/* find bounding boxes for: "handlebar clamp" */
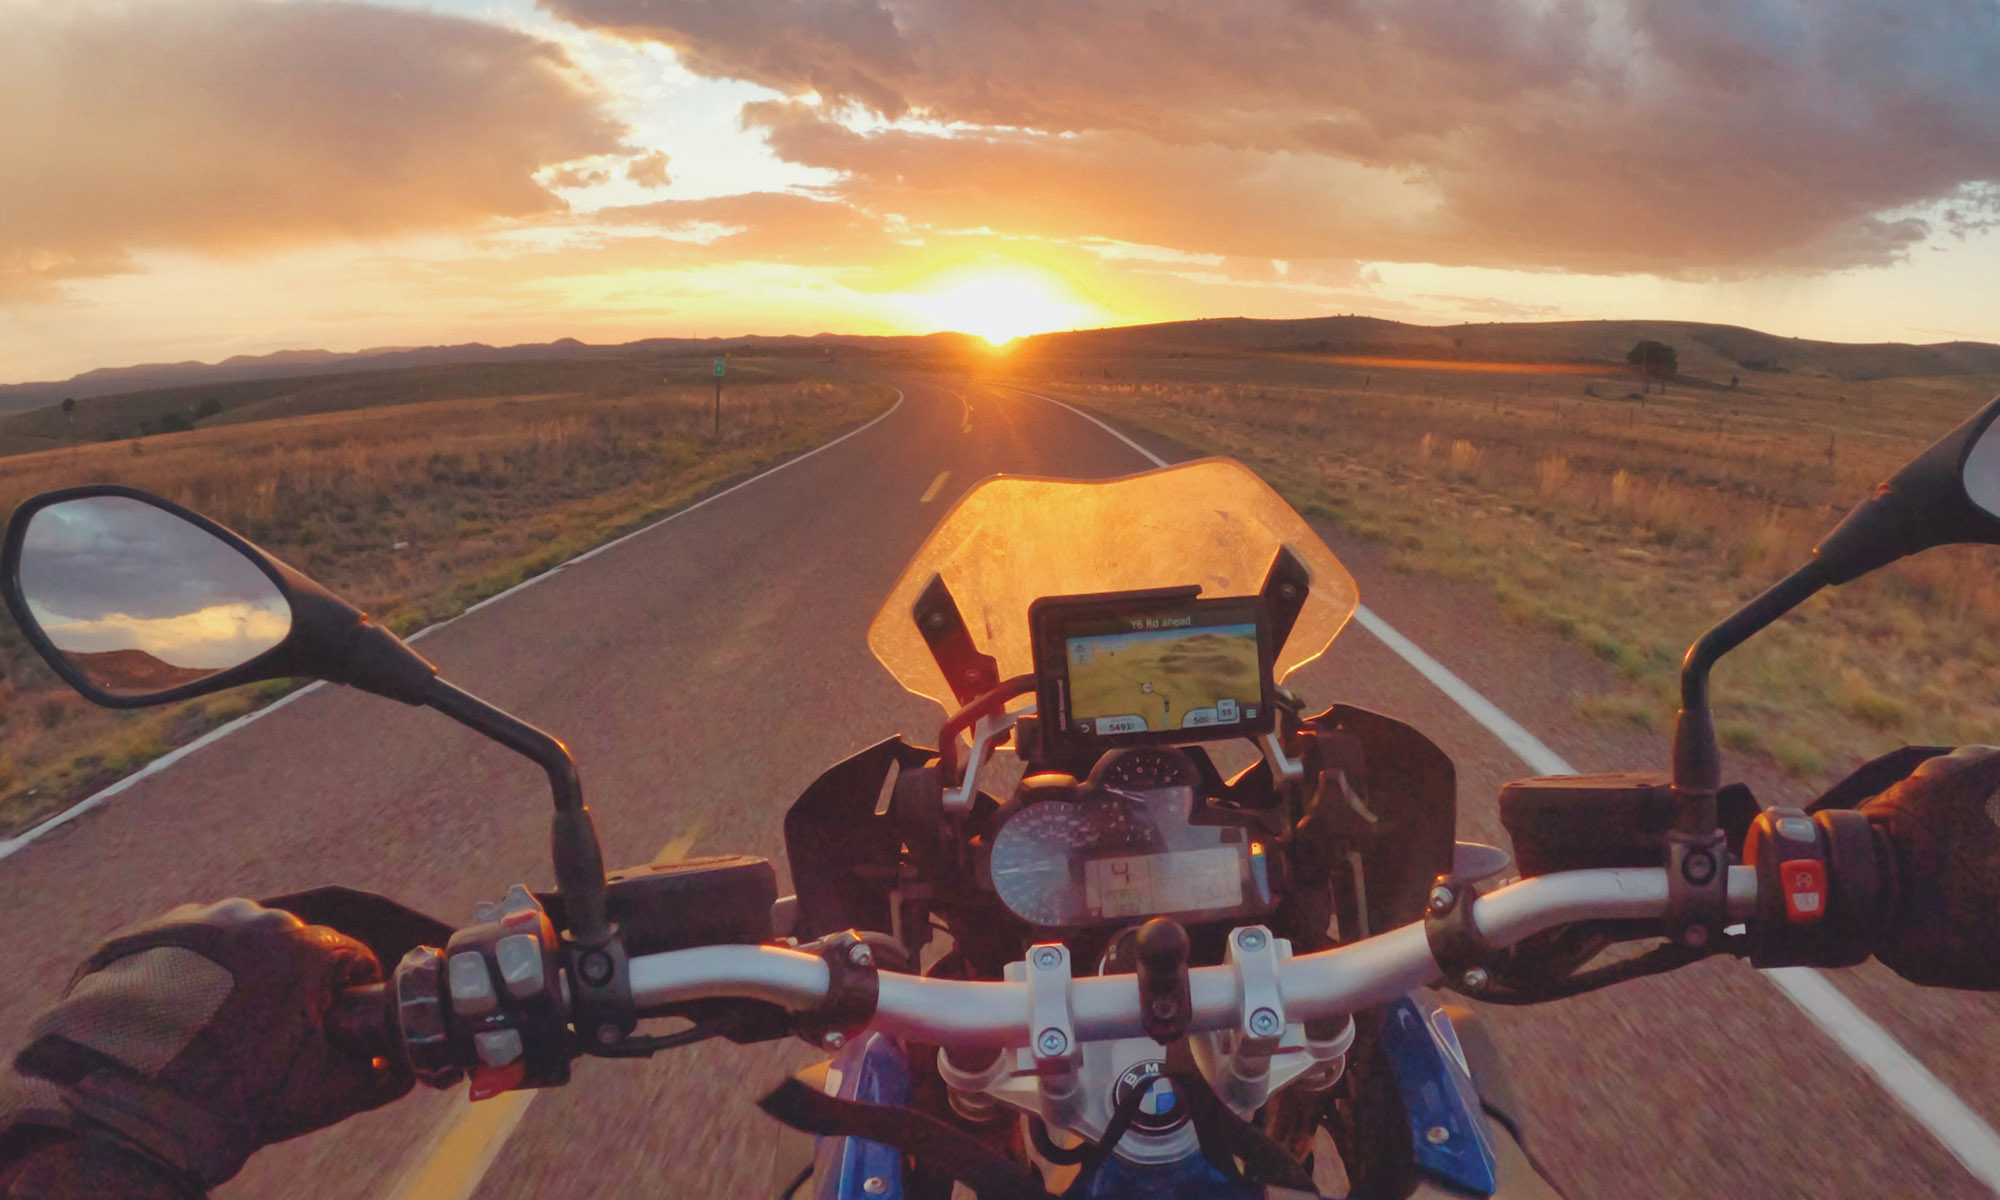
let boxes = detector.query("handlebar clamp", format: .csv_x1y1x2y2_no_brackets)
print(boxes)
1424,874,1496,991
797,930,881,1050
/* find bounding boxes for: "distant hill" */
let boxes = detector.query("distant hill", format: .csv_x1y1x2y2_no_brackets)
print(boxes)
0,332,963,415
8,315,1997,419
65,649,212,694
1013,316,2000,383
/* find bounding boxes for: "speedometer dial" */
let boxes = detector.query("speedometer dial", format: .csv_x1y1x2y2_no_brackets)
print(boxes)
989,802,1097,927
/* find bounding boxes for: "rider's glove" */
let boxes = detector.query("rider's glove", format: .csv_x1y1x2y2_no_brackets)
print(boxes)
0,899,410,1192
1858,745,2000,990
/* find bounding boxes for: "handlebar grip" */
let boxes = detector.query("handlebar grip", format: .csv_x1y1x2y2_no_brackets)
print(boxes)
328,982,395,1060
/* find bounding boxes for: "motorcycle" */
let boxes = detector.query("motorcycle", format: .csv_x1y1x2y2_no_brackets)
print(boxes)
6,393,2000,1199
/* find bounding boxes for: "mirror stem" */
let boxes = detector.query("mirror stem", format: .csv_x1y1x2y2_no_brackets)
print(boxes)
423,677,611,945
1672,560,1830,830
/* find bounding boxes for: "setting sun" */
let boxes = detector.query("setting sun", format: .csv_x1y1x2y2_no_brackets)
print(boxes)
909,268,1097,345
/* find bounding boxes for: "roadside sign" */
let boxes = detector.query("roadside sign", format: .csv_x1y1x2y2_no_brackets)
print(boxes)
713,357,726,377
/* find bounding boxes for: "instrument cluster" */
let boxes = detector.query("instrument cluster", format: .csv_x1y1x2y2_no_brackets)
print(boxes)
986,747,1277,929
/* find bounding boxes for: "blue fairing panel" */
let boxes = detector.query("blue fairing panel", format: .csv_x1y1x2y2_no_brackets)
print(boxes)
817,1033,910,1200
1380,994,1500,1196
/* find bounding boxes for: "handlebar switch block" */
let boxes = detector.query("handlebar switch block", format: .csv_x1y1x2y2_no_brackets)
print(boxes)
1743,806,1882,969
442,885,574,1098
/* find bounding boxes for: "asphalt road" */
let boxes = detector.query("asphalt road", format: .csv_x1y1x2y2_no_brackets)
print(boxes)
1,377,1997,1198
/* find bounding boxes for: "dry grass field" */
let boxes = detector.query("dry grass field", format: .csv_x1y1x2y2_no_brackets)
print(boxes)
991,345,2000,781
0,359,891,834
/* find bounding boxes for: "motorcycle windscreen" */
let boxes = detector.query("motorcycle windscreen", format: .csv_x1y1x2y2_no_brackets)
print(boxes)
869,458,1359,713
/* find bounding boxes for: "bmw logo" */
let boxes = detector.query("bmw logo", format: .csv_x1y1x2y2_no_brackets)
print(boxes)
1111,1061,1186,1133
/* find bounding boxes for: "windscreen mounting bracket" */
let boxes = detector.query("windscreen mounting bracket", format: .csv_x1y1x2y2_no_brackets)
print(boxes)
913,574,1000,706
1259,545,1313,653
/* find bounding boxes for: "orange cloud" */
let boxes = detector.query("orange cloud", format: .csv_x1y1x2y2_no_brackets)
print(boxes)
547,0,2000,277
0,0,628,300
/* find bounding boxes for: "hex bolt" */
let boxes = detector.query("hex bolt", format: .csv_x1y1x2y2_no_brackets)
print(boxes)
849,943,874,968
1427,885,1455,915
1461,967,1490,992
1682,850,1716,885
1036,1028,1069,1057
1237,928,1267,952
1032,947,1063,971
823,1031,847,1051
1683,923,1710,949
1426,1125,1451,1145
595,1024,621,1046
577,951,614,987
862,1179,888,1196
1248,1007,1282,1037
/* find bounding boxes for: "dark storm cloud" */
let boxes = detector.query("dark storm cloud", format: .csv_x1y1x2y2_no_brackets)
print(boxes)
1,0,629,300
541,0,2000,276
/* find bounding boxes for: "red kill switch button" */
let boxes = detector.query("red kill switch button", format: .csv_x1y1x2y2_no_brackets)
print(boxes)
1780,860,1827,924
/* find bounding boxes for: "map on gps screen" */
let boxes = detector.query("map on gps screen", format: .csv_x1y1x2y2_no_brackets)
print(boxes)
1067,622,1261,735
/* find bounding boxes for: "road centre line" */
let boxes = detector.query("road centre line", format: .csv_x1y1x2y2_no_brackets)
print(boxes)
0,391,906,864
1016,384,2000,1192
920,471,952,503
381,1090,537,1200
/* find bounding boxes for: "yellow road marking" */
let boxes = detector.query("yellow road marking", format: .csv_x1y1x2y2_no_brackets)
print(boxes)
655,828,700,862
920,471,951,503
383,1090,537,1200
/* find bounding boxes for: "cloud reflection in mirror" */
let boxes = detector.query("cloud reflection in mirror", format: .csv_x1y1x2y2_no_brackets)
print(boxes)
17,496,291,695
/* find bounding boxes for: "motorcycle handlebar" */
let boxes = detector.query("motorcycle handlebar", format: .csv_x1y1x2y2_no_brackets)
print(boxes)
623,865,1761,1048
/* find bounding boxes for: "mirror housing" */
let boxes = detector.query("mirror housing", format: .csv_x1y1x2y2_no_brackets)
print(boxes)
3,484,615,947
3,485,436,709
1812,394,2000,584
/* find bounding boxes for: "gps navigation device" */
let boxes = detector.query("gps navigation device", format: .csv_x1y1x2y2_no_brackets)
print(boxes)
1029,587,1277,756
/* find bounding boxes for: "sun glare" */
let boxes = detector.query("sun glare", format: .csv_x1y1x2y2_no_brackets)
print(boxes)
913,269,1091,346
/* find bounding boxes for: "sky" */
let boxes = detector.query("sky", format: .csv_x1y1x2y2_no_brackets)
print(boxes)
3,0,1999,383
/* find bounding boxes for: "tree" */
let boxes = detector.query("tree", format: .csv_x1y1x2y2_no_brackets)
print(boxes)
195,397,223,420
1626,340,1678,392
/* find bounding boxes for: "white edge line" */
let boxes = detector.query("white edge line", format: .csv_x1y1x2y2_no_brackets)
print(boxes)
0,389,906,862
1022,382,2000,1192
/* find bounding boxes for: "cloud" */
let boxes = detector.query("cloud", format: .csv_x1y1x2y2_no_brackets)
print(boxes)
626,152,673,188
545,0,2000,277
0,0,628,300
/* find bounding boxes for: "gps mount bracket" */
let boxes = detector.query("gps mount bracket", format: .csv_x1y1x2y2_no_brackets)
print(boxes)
914,574,1000,706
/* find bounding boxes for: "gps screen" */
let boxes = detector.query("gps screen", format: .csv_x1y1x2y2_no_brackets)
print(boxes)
1064,615,1263,736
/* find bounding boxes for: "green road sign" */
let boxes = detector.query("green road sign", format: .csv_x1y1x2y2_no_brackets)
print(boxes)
713,357,726,376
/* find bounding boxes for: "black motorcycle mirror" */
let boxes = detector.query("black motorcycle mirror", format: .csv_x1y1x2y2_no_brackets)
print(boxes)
0,485,611,946
1673,393,2000,837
